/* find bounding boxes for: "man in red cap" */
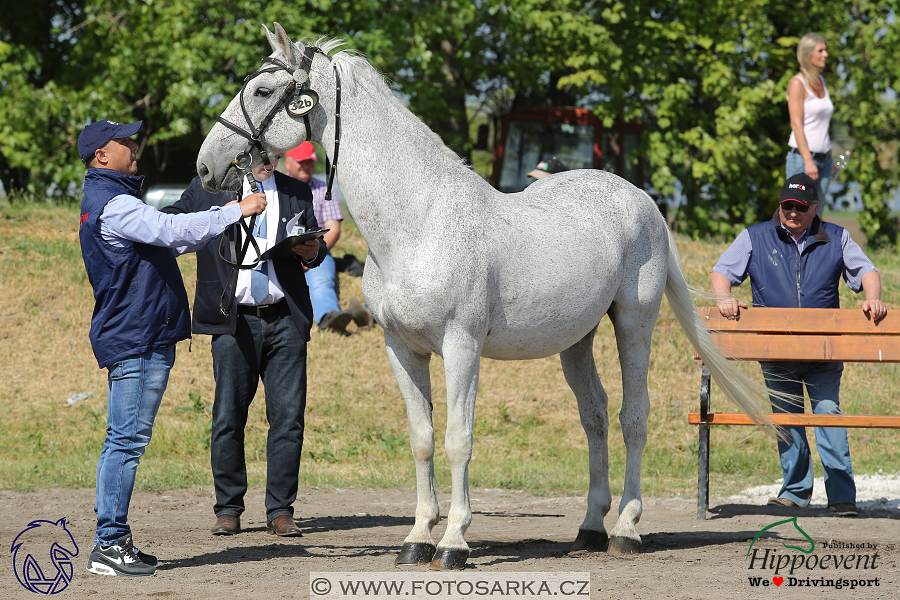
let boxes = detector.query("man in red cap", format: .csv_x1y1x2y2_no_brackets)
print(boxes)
709,172,886,518
284,142,372,331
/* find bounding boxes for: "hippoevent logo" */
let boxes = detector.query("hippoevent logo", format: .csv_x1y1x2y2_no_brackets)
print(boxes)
746,516,881,590
11,518,79,594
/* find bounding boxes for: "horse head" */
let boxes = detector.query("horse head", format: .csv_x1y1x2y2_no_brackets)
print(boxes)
197,23,336,193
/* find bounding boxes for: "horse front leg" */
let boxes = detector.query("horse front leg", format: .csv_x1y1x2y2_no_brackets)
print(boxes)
560,328,612,552
431,331,482,570
384,333,439,565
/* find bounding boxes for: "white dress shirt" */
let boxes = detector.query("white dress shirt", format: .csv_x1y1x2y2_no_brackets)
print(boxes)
234,176,286,306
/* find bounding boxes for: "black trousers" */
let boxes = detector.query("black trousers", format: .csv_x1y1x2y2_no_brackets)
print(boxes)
210,311,307,521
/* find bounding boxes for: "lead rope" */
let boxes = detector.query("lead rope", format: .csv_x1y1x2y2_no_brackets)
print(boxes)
218,174,262,316
324,67,341,201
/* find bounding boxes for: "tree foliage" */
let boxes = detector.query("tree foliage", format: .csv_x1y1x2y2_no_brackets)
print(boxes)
0,0,339,193
536,0,898,244
1,0,898,246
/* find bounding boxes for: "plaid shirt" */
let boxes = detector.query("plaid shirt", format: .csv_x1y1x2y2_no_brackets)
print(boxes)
308,177,343,224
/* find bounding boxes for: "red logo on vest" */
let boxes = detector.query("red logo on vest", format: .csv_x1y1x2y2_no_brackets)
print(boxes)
80,212,89,225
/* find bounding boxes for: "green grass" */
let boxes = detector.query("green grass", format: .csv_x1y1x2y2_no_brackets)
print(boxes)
1,195,899,499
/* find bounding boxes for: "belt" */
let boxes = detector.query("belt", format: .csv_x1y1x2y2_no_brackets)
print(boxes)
237,300,290,317
789,147,830,161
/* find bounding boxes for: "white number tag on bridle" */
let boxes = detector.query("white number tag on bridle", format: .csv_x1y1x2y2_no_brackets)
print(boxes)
287,90,319,117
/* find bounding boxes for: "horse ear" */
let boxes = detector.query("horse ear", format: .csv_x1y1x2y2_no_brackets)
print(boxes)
265,22,298,67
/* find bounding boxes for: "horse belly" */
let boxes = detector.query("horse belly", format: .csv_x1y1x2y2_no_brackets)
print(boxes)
481,326,595,360
480,289,615,360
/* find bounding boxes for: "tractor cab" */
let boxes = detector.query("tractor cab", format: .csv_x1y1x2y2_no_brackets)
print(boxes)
488,107,644,194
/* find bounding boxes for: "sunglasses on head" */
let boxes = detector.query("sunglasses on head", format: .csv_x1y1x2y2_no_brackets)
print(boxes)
781,202,812,213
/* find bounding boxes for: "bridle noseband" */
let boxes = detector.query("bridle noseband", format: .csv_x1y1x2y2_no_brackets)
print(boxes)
214,44,343,316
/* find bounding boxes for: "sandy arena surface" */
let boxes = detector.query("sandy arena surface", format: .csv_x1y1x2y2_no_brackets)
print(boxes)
2,478,898,599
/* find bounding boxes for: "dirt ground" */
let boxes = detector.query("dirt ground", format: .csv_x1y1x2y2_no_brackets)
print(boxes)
1,486,897,599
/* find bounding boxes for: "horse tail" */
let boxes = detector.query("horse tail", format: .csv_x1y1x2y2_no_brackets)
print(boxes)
662,230,784,439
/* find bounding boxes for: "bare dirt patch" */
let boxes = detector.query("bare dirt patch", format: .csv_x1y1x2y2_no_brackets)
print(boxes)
1,486,897,599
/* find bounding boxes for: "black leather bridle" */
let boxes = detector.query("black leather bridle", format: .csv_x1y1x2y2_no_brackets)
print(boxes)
215,44,341,202
214,44,343,316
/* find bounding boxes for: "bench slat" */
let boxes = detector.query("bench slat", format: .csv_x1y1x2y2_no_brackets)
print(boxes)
696,307,899,334
688,413,900,428
708,333,900,362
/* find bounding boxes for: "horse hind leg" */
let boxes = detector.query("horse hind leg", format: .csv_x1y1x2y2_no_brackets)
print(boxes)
384,333,440,565
560,327,612,552
605,300,659,555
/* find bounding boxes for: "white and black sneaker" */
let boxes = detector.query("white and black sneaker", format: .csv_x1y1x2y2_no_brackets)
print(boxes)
87,533,157,577
132,543,158,566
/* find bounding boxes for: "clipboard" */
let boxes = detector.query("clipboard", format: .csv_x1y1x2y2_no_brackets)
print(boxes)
259,229,329,261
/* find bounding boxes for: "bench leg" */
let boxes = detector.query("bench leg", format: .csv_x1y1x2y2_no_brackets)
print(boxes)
697,365,711,520
698,426,710,519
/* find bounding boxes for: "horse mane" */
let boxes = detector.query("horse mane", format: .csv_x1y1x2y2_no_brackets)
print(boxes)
299,36,469,169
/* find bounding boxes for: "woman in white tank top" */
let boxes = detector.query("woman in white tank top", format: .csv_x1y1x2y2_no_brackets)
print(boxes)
787,33,833,208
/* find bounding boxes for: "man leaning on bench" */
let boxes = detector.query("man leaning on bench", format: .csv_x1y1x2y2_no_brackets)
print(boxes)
709,173,887,518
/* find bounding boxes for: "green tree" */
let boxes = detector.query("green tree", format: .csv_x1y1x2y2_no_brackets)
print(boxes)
0,0,339,194
837,2,900,247
2,0,898,249
344,0,602,161
550,0,898,244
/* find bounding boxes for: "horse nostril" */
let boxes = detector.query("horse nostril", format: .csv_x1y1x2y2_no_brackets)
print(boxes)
198,163,210,180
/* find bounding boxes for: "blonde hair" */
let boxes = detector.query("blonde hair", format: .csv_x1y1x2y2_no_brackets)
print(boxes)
797,33,827,87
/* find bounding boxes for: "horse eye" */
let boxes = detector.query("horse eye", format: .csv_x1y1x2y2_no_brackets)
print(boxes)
255,87,272,98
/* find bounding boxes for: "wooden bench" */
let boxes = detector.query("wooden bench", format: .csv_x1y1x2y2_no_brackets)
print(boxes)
688,307,900,519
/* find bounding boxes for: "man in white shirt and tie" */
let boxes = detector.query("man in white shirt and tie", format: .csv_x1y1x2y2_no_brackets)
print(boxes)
163,158,323,538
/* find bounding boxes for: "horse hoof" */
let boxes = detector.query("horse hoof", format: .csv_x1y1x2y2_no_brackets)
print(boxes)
571,529,609,552
429,548,469,570
395,543,437,565
607,535,641,555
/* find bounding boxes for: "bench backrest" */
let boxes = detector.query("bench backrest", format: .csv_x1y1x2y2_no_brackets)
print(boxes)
695,307,900,363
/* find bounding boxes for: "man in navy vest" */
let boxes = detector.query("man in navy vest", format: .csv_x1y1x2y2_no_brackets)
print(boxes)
710,173,886,518
78,119,267,577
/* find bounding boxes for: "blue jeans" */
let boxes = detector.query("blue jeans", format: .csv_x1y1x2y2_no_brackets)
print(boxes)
210,311,307,521
305,252,340,324
95,345,175,545
786,150,832,207
761,361,855,506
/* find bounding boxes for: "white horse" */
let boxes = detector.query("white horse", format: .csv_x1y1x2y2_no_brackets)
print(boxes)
197,24,780,569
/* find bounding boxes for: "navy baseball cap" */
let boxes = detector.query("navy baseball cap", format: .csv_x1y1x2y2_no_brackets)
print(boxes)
78,120,143,164
779,173,818,206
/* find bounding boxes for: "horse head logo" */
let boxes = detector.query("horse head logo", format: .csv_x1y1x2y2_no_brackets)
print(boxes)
11,518,79,594
747,516,815,558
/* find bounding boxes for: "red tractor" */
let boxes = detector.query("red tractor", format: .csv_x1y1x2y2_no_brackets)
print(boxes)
486,107,655,214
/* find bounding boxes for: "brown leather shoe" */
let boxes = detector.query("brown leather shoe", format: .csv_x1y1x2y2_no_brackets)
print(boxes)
266,515,303,537
319,310,353,333
767,497,800,508
211,514,240,535
349,298,374,328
